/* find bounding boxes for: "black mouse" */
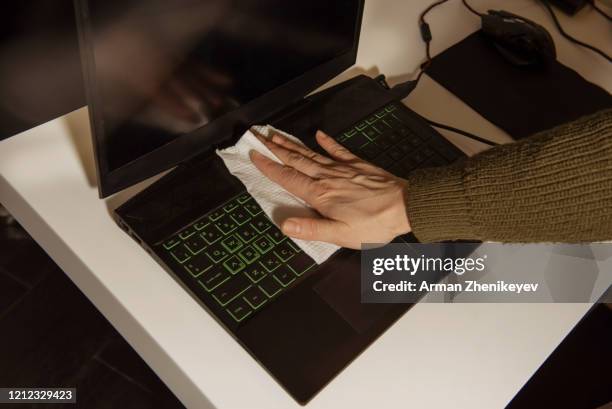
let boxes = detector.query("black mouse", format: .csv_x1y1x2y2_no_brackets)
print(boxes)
481,10,557,66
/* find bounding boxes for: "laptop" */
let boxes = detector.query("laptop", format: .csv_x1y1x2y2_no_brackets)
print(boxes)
74,0,465,403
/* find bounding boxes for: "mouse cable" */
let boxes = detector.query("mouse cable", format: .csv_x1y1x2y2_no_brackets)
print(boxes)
590,0,612,21
539,0,612,63
421,116,500,146
402,0,498,147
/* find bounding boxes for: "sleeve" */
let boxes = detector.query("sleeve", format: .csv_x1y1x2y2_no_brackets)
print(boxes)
406,109,612,243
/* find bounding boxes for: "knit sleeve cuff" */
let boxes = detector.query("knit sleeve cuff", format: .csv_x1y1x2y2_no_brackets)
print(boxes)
406,162,475,242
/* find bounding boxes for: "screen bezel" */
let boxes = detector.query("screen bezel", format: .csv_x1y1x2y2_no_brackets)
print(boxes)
74,0,365,198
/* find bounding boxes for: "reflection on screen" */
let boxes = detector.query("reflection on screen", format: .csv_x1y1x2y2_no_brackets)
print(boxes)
87,0,359,170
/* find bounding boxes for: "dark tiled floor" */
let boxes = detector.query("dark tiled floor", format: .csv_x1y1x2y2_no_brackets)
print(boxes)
0,209,184,409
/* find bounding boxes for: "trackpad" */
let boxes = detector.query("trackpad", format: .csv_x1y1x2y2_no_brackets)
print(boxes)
314,264,393,334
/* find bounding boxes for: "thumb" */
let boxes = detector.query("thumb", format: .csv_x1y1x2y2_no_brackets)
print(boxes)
281,217,347,245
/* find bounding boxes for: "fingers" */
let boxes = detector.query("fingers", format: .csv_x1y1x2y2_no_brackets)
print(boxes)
282,217,348,245
270,133,334,165
249,150,317,204
261,137,329,179
316,130,358,162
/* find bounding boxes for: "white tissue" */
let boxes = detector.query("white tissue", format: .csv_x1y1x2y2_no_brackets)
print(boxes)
216,126,340,264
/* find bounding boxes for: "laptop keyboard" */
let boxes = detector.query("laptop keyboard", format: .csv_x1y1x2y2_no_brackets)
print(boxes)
158,102,460,326
161,193,317,324
335,103,453,178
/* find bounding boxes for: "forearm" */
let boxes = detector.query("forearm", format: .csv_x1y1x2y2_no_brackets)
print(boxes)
406,109,612,243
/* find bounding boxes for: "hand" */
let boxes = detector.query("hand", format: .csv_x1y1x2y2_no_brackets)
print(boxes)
249,130,411,249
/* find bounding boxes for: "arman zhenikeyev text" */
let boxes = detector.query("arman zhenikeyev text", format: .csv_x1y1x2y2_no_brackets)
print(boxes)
373,280,539,294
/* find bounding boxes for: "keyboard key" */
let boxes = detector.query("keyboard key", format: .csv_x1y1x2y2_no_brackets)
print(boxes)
274,241,296,262
179,227,196,240
221,234,243,254
212,275,251,306
260,253,282,272
227,298,252,322
421,146,435,158
413,150,427,164
216,215,238,235
266,227,286,244
162,237,181,250
273,266,296,287
343,132,369,151
253,236,274,254
385,104,397,112
237,224,257,243
238,246,259,264
397,140,413,154
243,286,268,309
170,246,191,264
184,235,207,255
184,253,213,278
209,209,225,221
345,128,357,137
223,200,239,213
244,264,268,283
236,193,251,204
206,242,229,263
223,255,246,275
376,134,393,149
388,149,404,162
383,116,403,129
375,109,387,118
287,253,316,276
198,268,231,291
360,143,381,160
373,153,394,169
259,276,282,297
365,115,378,124
230,208,251,226
244,201,262,216
389,164,406,178
201,224,223,244
363,127,378,141
287,240,301,253
355,121,367,130
388,132,403,144
372,123,387,134
251,214,272,234
194,220,209,230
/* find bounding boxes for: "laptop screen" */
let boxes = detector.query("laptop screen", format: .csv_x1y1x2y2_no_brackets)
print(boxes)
82,0,361,174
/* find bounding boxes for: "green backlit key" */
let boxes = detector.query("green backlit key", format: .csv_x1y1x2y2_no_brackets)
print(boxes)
230,208,251,226
251,215,272,234
274,242,296,262
244,264,267,283
273,266,296,287
184,235,207,255
184,253,213,278
238,246,259,264
216,215,238,235
206,242,229,263
244,201,262,216
209,209,225,221
163,237,180,250
227,298,252,322
212,275,251,306
223,200,239,213
201,224,223,244
221,234,243,254
253,236,273,254
237,193,251,204
223,255,246,275
170,246,191,264
260,253,282,273
198,268,230,292
242,286,267,309
237,224,257,243
266,228,285,244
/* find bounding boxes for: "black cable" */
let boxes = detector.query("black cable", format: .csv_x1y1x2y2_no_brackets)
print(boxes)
423,117,500,146
461,0,483,17
591,0,612,21
540,0,612,63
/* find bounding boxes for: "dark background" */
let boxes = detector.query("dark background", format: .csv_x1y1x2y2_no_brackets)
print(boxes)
0,1,84,140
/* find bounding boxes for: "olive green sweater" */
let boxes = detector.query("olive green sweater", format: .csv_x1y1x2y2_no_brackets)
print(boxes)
407,109,612,243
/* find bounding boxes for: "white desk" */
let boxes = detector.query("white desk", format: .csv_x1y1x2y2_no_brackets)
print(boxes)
1,1,610,408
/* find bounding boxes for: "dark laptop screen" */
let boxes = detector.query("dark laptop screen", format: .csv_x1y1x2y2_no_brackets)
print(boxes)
85,0,360,171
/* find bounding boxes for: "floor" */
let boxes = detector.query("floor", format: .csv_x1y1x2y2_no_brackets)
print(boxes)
0,205,610,409
0,208,184,409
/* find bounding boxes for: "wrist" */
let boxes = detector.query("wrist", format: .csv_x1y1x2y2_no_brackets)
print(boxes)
392,179,411,236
